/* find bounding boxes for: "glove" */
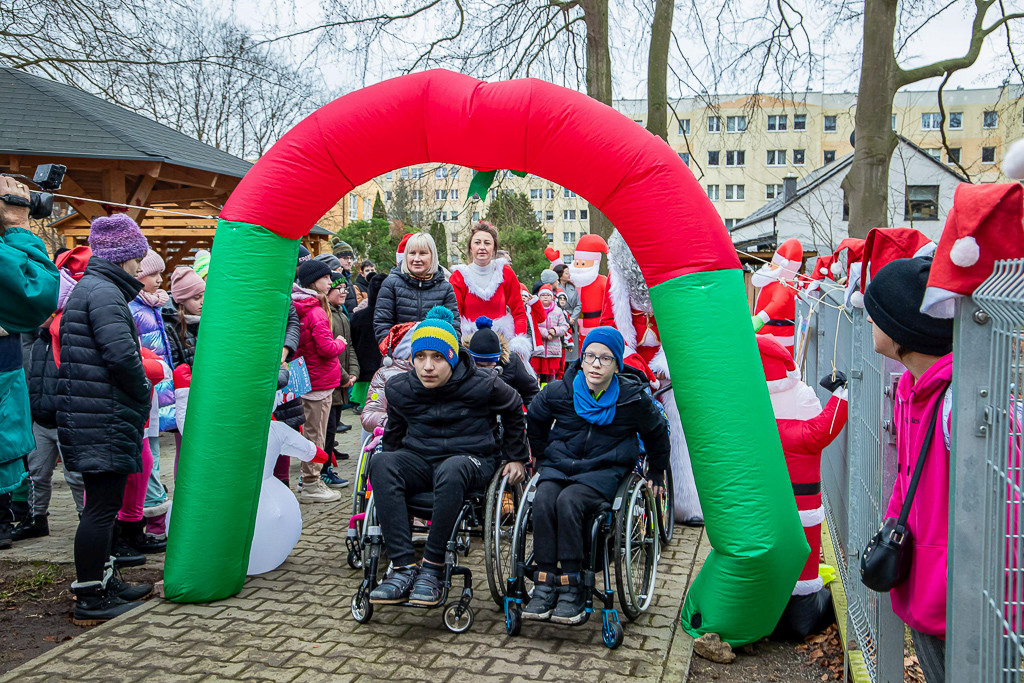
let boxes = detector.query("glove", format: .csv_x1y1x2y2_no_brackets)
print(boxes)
366,426,385,451
751,315,765,332
312,446,329,464
277,365,290,390
819,370,848,393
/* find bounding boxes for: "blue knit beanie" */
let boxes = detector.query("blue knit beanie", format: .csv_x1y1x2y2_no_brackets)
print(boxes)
411,306,460,368
580,326,625,370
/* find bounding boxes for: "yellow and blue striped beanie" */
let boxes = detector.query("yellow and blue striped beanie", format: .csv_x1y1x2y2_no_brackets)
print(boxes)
410,306,460,368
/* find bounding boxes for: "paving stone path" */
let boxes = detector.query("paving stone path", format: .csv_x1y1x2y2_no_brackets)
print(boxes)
3,425,701,681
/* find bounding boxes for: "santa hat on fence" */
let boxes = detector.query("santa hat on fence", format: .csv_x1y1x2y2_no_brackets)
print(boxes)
396,232,416,265
573,233,608,262
545,247,563,267
849,227,935,308
830,238,865,280
804,254,837,293
757,335,801,394
921,182,1024,318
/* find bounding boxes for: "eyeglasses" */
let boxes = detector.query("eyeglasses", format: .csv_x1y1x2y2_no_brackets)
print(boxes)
581,351,616,367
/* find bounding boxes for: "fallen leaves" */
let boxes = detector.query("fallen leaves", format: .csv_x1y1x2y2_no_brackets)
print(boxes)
798,624,844,680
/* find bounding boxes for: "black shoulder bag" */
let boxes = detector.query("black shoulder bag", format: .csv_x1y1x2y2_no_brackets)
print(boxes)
860,383,949,592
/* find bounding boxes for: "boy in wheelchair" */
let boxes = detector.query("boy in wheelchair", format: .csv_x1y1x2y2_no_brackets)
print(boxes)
524,326,669,624
368,307,528,606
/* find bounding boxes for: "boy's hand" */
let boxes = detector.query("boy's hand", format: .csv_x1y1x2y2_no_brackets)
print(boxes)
502,461,526,485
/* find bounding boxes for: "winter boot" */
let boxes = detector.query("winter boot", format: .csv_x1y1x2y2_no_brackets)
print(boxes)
120,519,166,553
523,571,559,621
71,571,143,626
142,500,170,541
551,572,587,625
369,564,418,604
0,522,12,550
110,522,146,568
104,558,152,602
12,515,49,541
408,563,446,606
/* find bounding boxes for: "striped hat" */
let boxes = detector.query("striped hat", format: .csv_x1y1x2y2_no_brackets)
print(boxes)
410,306,460,368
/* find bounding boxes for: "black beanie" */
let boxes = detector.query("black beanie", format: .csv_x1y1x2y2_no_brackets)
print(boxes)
467,316,502,362
297,259,332,288
863,257,953,357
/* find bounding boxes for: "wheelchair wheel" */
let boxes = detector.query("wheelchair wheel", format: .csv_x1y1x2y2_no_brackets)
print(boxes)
509,474,539,601
351,442,373,516
614,476,659,621
351,589,373,623
346,548,363,570
505,604,522,636
484,471,524,608
603,619,624,649
443,601,474,633
657,462,675,544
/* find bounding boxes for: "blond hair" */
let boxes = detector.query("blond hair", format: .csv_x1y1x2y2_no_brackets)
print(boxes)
400,232,439,276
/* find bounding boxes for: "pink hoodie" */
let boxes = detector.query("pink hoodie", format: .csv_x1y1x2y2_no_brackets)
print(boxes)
884,353,952,637
292,286,344,392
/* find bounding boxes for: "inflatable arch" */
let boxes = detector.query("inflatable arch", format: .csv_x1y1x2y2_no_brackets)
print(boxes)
165,70,808,645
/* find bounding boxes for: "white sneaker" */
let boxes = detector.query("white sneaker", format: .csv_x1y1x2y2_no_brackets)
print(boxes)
298,478,342,503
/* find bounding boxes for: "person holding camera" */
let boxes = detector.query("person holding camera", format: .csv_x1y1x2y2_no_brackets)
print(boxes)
0,177,60,549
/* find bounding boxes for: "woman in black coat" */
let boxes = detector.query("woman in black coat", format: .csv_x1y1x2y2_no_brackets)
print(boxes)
373,232,458,343
56,215,153,624
350,272,387,411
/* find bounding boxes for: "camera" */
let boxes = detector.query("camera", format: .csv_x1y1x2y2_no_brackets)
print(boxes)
1,163,67,220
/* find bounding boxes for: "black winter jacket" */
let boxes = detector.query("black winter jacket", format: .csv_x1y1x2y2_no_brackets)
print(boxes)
57,258,149,474
373,266,458,343
383,349,528,464
497,353,540,408
162,305,200,368
351,273,386,383
22,327,59,429
527,363,670,499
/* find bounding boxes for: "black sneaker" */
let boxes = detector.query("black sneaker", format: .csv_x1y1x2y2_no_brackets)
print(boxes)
106,565,153,602
523,579,558,621
408,567,445,606
369,565,417,604
111,524,146,568
551,583,587,625
337,423,352,434
71,580,142,626
12,515,49,541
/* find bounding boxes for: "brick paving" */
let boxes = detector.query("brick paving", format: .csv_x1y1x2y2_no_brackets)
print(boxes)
2,422,702,682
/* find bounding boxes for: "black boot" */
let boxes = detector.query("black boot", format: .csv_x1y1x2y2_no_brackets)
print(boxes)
0,522,12,550
110,521,146,568
119,519,166,554
12,515,49,541
104,559,152,602
71,573,143,626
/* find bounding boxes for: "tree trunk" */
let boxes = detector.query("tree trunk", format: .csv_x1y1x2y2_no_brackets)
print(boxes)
579,0,615,255
646,0,673,142
844,0,900,239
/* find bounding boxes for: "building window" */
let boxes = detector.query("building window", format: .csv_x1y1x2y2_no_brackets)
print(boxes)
724,218,736,229
824,115,837,132
707,150,720,167
982,146,996,164
450,167,460,178
924,148,941,160
892,113,897,130
530,189,542,200
564,188,577,198
947,147,961,164
767,115,787,131
545,188,555,200
400,168,409,179
472,211,480,221
563,209,577,220
411,189,423,201
580,209,588,220
725,184,745,201
385,171,393,180
765,184,784,200
385,190,393,201
547,233,554,243
349,194,358,219
842,191,850,221
411,167,423,179
766,149,786,166
449,211,458,221
435,167,448,178
726,115,747,133
793,114,806,131
490,190,497,201
792,149,805,165
725,150,745,167
983,111,999,129
450,189,458,201
905,185,939,221
706,184,719,201
948,112,963,130
563,232,576,242
708,116,722,133
435,211,446,222
921,113,942,130
435,189,448,201
678,119,691,136
545,211,554,222
823,150,836,164
678,152,691,166
534,210,543,223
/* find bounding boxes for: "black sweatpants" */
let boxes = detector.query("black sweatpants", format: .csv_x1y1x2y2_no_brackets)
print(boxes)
74,472,127,583
324,403,343,457
368,450,495,566
532,479,608,574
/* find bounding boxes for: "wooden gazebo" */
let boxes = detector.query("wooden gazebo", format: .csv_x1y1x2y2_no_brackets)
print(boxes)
0,67,331,266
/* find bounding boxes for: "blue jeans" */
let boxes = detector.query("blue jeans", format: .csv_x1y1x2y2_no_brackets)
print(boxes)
144,435,168,508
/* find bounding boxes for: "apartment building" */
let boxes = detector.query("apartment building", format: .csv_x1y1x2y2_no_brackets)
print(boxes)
370,85,1022,265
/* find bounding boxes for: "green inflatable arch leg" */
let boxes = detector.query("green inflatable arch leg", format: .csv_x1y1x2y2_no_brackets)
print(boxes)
164,221,299,602
651,270,809,645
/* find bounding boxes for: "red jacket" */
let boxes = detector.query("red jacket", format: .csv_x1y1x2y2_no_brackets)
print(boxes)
292,288,343,392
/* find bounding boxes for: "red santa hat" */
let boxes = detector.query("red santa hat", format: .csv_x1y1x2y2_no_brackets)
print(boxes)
544,247,563,267
396,232,416,265
538,283,554,294
803,254,836,293
849,227,935,308
757,335,801,394
830,238,865,278
573,233,608,262
921,182,1024,318
772,238,804,272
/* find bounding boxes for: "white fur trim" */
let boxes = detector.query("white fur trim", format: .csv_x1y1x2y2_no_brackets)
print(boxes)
658,389,703,521
508,335,537,377
143,500,171,518
756,310,771,323
913,242,937,259
920,285,958,319
834,386,848,402
573,250,603,261
765,367,801,394
849,290,864,308
799,506,825,527
462,312,516,343
830,262,843,277
844,261,863,308
649,348,670,378
769,382,823,421
950,236,980,268
1003,138,1024,180
451,259,510,300
174,388,189,433
792,576,824,596
771,252,800,274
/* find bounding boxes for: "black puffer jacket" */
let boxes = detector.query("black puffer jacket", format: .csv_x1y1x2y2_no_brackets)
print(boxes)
22,327,59,429
373,265,458,342
162,305,200,368
352,273,386,383
57,258,150,474
527,363,669,499
383,349,528,464
497,352,540,408
273,301,305,429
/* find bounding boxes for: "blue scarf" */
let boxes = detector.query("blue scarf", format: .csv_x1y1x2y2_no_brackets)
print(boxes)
573,372,619,426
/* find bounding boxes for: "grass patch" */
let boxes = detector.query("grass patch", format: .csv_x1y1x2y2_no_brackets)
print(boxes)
0,562,63,603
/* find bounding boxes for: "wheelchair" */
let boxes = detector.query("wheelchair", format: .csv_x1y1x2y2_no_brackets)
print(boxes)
349,463,525,633
345,432,380,570
501,470,660,649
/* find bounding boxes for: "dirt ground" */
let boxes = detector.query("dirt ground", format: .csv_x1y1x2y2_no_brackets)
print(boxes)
0,560,162,675
688,624,845,683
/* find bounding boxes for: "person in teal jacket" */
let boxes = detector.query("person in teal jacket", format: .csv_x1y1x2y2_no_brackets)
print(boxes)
0,177,60,549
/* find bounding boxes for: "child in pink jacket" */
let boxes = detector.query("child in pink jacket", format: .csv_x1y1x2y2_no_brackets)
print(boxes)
863,257,954,683
530,284,568,384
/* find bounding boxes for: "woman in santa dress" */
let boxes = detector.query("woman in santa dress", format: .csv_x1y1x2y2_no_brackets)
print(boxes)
449,222,533,361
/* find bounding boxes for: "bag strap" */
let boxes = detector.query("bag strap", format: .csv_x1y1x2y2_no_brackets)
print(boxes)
894,381,951,534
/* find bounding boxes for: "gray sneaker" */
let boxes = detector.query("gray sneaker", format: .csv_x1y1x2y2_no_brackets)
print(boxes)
551,583,587,625
523,582,559,621
369,565,417,604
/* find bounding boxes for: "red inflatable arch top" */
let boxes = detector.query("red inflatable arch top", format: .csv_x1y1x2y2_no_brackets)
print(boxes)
221,69,738,285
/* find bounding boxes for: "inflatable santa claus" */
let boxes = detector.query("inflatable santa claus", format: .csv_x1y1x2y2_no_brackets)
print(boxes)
757,335,848,638
599,231,702,524
751,238,804,355
568,233,609,344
